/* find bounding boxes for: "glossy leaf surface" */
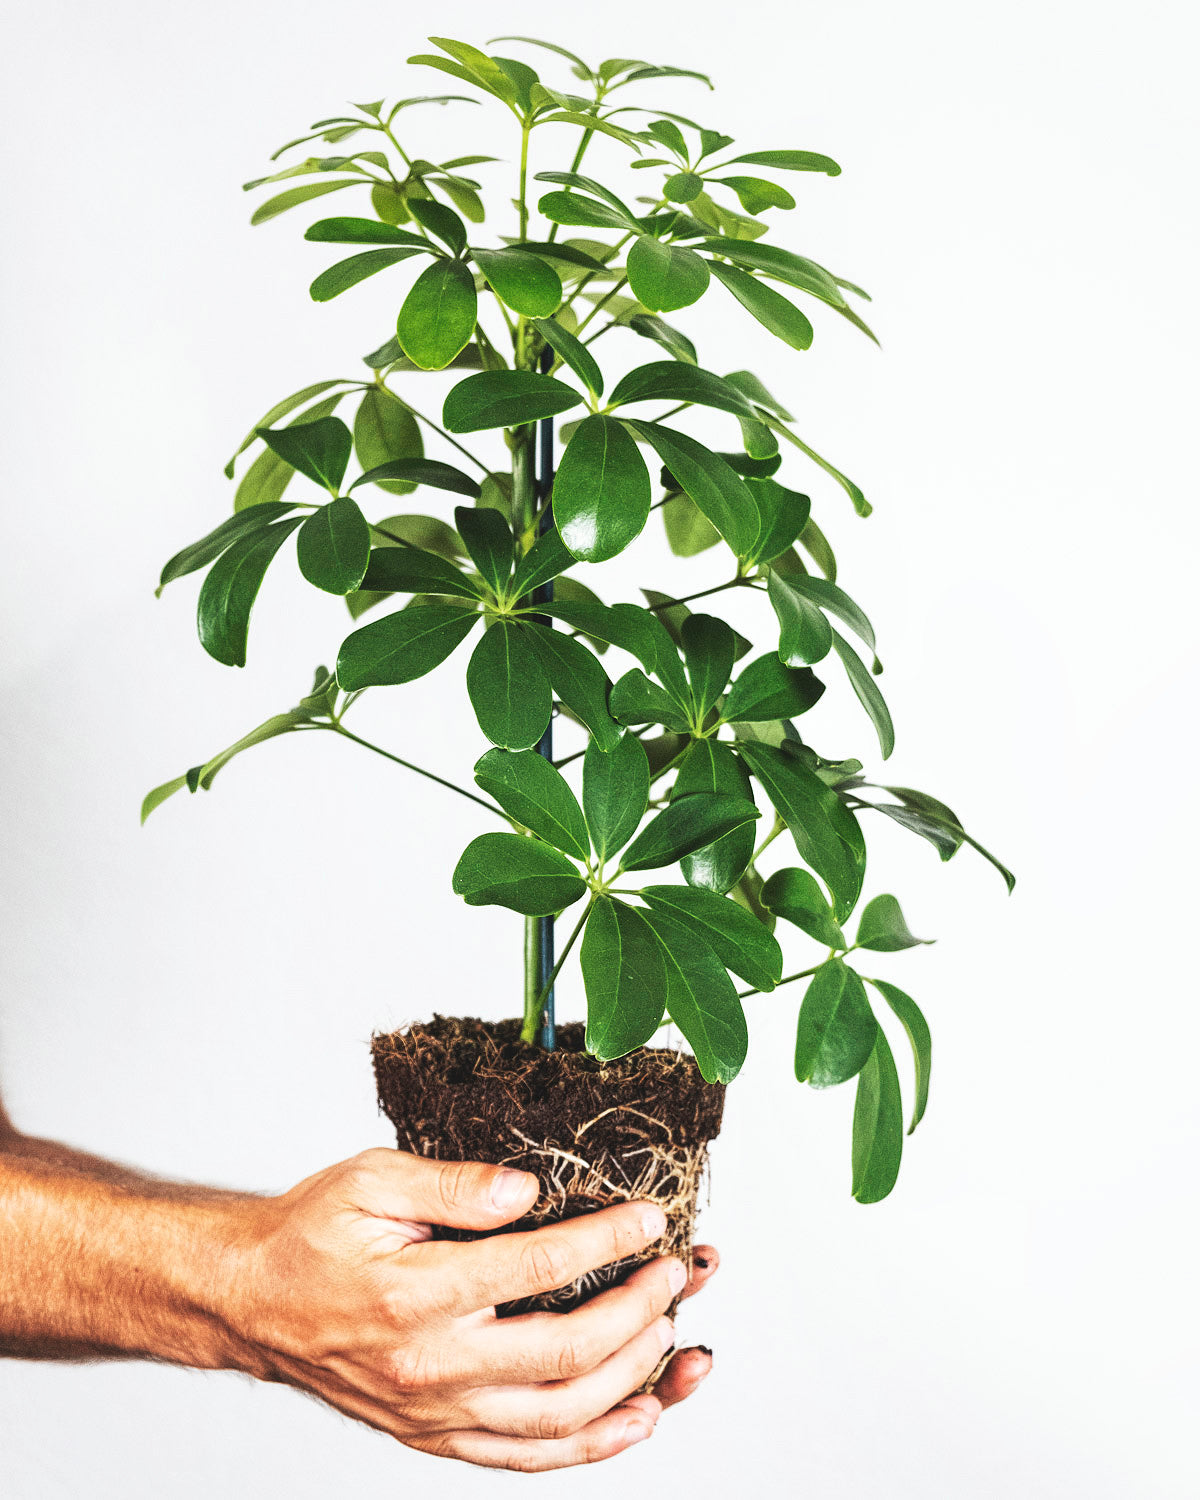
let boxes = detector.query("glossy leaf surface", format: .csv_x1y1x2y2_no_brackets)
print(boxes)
643,907,748,1083
582,897,667,1060
795,958,877,1088
868,978,931,1133
641,885,782,991
582,733,649,860
453,833,587,915
443,371,583,432
473,749,589,860
852,1029,904,1203
396,259,478,370
553,415,651,562
621,793,760,873
297,497,371,594
466,621,551,750
337,602,478,688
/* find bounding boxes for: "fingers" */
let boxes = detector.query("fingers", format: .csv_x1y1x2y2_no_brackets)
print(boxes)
680,1243,719,1301
473,1255,685,1383
466,1314,675,1439
438,1200,668,1314
338,1149,539,1230
411,1407,656,1472
652,1345,713,1410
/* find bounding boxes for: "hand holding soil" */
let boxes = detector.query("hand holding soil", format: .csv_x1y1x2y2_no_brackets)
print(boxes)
229,1148,716,1470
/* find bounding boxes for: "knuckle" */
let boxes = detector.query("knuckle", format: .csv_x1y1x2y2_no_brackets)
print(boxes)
523,1236,572,1293
536,1400,584,1442
552,1332,590,1382
385,1340,440,1396
434,1158,477,1214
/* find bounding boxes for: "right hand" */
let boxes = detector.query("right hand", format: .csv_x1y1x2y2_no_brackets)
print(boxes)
223,1147,711,1471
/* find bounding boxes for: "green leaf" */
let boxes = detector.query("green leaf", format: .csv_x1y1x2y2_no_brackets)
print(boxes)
396,259,478,370
509,525,573,598
852,1029,904,1203
760,867,847,950
768,569,833,666
855,894,931,953
370,513,465,558
140,774,189,824
872,787,1015,892
640,908,748,1083
796,958,877,1088
681,613,736,719
627,422,755,556
473,248,563,317
710,262,813,350
582,897,667,1061
714,175,796,214
454,504,513,596
628,313,697,364
583,733,649,860
702,239,846,306
662,492,720,556
523,623,620,751
641,885,782,991
673,739,756,895
771,426,871,518
408,196,467,254
336,602,479,689
361,546,481,599
722,652,824,724
224,381,348,476
531,317,603,396
609,360,757,419
621,793,760,873
724,368,793,420
439,179,485,224
626,236,710,312
745,478,812,565
831,628,895,759
353,388,423,495
534,169,639,222
305,216,429,245
197,517,304,667
257,416,352,494
453,832,587,916
473,749,589,859
250,178,362,225
158,502,296,592
351,458,480,498
665,171,703,203
737,742,866,921
553,414,651,563
786,575,878,662
610,669,692,733
466,621,551,750
728,149,841,175
537,190,633,232
538,598,658,671
297,497,371,594
442,370,583,432
310,247,423,302
867,979,931,1133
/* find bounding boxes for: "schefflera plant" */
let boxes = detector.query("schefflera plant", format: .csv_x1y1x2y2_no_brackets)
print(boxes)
145,35,1012,1202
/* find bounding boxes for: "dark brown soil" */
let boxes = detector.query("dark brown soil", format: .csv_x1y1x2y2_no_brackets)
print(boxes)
372,1016,726,1315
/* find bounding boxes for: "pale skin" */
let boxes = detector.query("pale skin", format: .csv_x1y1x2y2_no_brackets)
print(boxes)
0,1101,717,1471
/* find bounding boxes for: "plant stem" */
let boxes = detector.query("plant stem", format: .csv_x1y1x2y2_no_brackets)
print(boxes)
395,400,491,475
647,577,753,613
751,816,786,865
737,963,821,1000
518,121,531,241
573,276,629,339
522,898,592,1044
328,725,505,819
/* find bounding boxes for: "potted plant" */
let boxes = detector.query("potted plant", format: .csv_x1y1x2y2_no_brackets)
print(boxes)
144,34,1012,1311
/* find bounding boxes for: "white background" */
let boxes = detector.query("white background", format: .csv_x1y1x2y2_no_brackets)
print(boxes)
2,1,1197,1494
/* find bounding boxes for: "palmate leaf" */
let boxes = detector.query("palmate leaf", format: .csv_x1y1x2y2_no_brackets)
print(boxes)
582,897,667,1061
443,371,583,432
855,894,932,952
866,978,931,1134
296,497,371,595
473,248,563,316
197,516,305,667
350,458,480,498
361,545,481,599
158,502,297,594
224,381,350,477
397,260,478,370
582,734,649,862
466,620,551,751
553,415,651,563
455,505,513,596
336,602,479,689
310,247,425,302
626,236,710,312
768,570,833,666
473,749,589,859
710,262,813,350
531,317,604,397
681,613,736,720
672,740,757,895
761,867,847,950
852,1028,904,1203
453,833,587,916
352,388,423,496
721,652,824,725
257,416,352,494
523,623,621,751
620,793,760,873
641,885,782,991
640,907,748,1083
626,422,756,557
795,958,877,1089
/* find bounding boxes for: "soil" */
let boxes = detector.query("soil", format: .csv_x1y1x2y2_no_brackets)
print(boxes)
372,1016,726,1316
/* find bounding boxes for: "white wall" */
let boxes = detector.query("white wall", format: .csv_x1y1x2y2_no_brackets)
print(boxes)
2,1,1197,1494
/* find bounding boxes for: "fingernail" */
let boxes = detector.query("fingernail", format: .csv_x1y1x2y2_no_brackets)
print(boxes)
657,1318,676,1353
641,1206,667,1239
624,1420,652,1446
694,1254,709,1269
667,1260,687,1294
698,1344,713,1358
490,1169,531,1210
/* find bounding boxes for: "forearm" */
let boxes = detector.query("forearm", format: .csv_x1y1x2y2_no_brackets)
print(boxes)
0,1141,258,1368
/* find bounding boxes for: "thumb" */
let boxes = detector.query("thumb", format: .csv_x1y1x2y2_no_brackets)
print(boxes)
343,1148,539,1230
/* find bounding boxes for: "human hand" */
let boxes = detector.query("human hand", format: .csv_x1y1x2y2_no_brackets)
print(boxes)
224,1148,716,1471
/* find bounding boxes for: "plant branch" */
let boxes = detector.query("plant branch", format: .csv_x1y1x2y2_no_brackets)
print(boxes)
329,725,506,819
394,399,491,475
647,577,755,613
522,897,593,1043
738,963,821,999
